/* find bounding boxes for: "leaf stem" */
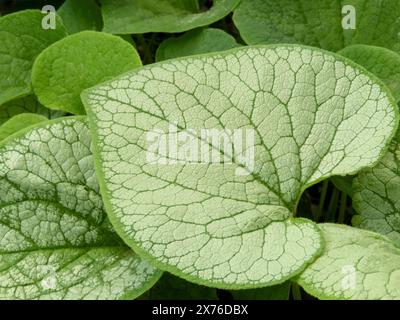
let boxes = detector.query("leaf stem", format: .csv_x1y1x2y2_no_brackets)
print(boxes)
291,283,302,300
326,187,339,222
337,192,347,224
315,180,329,221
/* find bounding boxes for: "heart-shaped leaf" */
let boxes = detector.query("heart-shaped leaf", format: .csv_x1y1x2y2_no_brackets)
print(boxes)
82,45,398,288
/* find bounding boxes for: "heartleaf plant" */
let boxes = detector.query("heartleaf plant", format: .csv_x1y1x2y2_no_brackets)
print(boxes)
4,1,400,300
83,45,398,289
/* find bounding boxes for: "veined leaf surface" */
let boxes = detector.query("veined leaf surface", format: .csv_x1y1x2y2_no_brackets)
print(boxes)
83,45,398,288
0,117,161,299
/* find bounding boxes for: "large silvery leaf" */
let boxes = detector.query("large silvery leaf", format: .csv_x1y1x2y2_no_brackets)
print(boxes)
0,10,67,105
0,117,161,299
100,0,240,34
297,224,400,300
32,31,142,115
0,96,64,126
82,45,398,288
233,0,400,53
339,45,400,102
156,28,240,61
352,130,400,245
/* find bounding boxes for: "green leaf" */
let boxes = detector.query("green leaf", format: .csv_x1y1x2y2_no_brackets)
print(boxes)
58,0,103,34
297,224,400,300
231,282,290,300
331,176,353,197
32,31,142,115
0,10,67,106
82,45,398,289
0,95,64,126
0,117,161,299
233,0,400,53
0,113,47,141
156,28,240,61
143,273,218,300
339,45,400,102
100,0,240,34
353,129,400,245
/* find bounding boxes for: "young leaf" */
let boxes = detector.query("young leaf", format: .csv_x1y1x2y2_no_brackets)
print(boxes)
82,45,398,289
233,0,400,53
0,95,64,126
156,28,240,61
58,0,103,34
0,117,161,299
339,45,400,101
352,130,400,245
0,113,47,141
297,224,400,300
100,0,240,34
32,31,142,115
231,282,290,300
0,10,67,106
143,273,218,300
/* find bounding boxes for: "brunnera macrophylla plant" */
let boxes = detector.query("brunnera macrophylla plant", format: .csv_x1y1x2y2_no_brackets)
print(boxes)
81,45,399,297
1,0,400,300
